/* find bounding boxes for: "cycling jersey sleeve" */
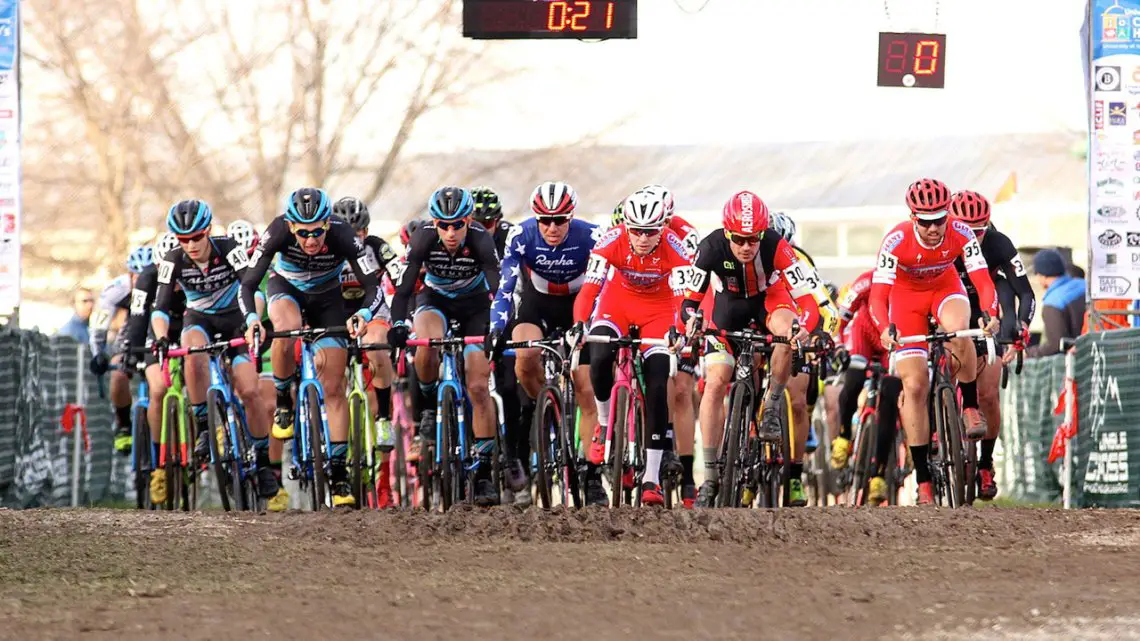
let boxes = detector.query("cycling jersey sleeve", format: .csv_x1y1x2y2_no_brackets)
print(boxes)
240,217,286,322
680,235,719,319
573,236,616,323
772,239,821,333
151,250,179,339
334,230,383,322
869,229,903,332
663,230,695,326
791,246,838,335
391,231,430,323
953,222,998,317
993,232,1036,330
838,271,873,334
490,224,525,333
125,267,157,351
89,277,129,355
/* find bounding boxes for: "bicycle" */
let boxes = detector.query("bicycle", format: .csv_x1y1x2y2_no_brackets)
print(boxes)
260,326,346,511
888,324,994,507
406,322,484,511
169,335,261,512
843,361,898,507
502,334,583,509
346,336,391,509
155,346,199,511
389,349,422,508
575,326,679,507
961,332,1025,504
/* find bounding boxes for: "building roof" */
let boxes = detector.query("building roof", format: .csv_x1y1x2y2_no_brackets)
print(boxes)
370,132,1087,220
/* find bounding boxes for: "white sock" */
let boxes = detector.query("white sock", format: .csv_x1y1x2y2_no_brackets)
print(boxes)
645,449,663,485
596,399,611,431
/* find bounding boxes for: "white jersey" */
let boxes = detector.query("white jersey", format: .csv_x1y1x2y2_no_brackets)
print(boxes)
90,274,132,354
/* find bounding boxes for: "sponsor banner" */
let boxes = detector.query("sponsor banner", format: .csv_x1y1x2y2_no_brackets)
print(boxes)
0,1,17,313
1091,0,1140,299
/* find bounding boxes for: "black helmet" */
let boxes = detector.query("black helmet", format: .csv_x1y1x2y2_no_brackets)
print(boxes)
333,196,370,232
470,186,502,224
285,187,331,224
400,219,426,246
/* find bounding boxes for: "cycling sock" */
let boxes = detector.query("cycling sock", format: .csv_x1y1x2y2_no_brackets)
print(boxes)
765,381,786,407
789,462,803,481
418,380,437,401
270,457,283,482
980,438,996,469
254,440,271,466
644,448,663,485
910,444,931,483
274,376,293,409
837,367,865,440
680,455,695,485
475,438,495,478
703,447,719,478
192,403,208,434
661,427,675,454
375,387,391,419
328,441,348,461
596,399,611,430
115,405,131,432
959,380,978,410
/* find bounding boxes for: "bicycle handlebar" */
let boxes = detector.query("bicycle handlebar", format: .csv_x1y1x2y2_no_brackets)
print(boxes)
406,336,484,348
166,337,248,358
889,326,996,367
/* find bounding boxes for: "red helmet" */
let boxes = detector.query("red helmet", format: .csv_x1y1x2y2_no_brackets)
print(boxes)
722,191,769,235
905,178,952,218
948,190,991,227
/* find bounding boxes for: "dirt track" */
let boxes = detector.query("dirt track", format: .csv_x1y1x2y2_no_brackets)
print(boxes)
1,507,1139,641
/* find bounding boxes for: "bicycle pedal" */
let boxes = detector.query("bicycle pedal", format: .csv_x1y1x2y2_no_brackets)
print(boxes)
287,467,301,481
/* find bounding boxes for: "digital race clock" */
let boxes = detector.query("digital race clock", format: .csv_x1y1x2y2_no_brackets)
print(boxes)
876,32,947,89
463,0,638,40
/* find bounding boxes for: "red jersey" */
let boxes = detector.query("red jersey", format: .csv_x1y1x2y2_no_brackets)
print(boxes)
668,214,700,259
837,269,873,335
573,225,693,323
869,220,997,331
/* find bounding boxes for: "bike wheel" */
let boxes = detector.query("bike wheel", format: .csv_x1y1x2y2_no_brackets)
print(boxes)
936,386,967,508
206,391,235,511
560,400,582,508
230,408,259,512
305,386,328,510
393,420,408,508
133,405,153,510
164,400,183,512
609,387,629,507
532,388,559,509
964,439,978,506
439,387,461,511
717,384,751,509
349,394,367,509
847,414,876,507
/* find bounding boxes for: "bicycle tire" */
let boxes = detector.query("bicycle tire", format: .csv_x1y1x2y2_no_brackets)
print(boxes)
349,393,367,509
847,413,876,507
936,386,967,508
532,387,559,509
418,441,433,512
439,387,459,511
964,437,978,506
230,406,258,512
164,399,182,511
393,420,408,508
305,386,328,510
632,391,647,507
609,386,630,507
885,430,901,506
206,391,235,511
717,384,751,509
183,402,198,511
133,404,152,510
562,401,582,508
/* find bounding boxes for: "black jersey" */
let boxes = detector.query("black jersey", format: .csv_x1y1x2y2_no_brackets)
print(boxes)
953,225,1036,338
390,222,501,321
680,229,814,317
154,236,248,321
128,263,186,348
340,235,399,304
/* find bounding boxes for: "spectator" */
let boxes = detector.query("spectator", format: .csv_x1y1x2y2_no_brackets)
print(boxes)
1068,264,1085,279
56,287,95,344
1029,249,1086,357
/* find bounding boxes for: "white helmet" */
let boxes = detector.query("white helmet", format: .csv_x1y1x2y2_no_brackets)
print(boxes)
153,232,179,258
769,211,797,243
622,189,669,230
530,181,578,217
639,184,675,221
227,220,258,253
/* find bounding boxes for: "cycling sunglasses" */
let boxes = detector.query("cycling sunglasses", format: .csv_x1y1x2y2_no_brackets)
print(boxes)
627,226,662,237
536,215,571,227
971,225,989,236
436,219,467,231
725,230,761,246
914,216,948,228
290,222,330,238
177,231,208,243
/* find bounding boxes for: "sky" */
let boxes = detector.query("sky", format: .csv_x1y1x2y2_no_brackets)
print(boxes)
414,0,1090,152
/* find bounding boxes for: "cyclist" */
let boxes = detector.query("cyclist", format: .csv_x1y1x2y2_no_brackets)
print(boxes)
90,246,155,455
385,187,502,506
333,196,402,507
870,178,999,505
151,201,276,505
572,189,691,506
682,191,819,507
486,181,602,505
949,190,1036,501
614,185,701,506
240,188,385,509
831,268,903,505
471,186,528,504
389,218,429,463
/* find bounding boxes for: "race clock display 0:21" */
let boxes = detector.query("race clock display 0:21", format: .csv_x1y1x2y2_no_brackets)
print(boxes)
463,0,638,40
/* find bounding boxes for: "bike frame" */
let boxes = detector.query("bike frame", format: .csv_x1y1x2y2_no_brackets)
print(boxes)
390,352,420,508
346,340,377,507
293,337,332,495
130,375,151,476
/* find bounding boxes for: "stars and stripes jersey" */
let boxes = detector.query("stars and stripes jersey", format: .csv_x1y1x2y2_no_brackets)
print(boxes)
572,225,693,323
89,273,133,355
153,237,248,323
869,220,997,332
390,222,501,322
490,217,601,333
679,230,822,332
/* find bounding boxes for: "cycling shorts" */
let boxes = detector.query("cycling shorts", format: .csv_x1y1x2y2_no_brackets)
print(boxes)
515,283,591,366
268,273,349,350
590,291,679,358
415,290,491,340
888,269,968,358
182,309,250,364
846,313,890,370
704,289,795,366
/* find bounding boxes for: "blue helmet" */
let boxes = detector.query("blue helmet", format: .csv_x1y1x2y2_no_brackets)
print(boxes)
285,187,332,224
167,199,213,235
428,187,473,221
126,246,154,274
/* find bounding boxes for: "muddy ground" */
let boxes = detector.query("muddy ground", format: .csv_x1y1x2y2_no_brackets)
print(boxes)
1,507,1139,641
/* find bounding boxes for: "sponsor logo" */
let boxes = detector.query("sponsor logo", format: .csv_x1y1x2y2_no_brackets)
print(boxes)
1131,252,1140,268
1098,65,1123,91
1099,275,1131,296
1098,148,1130,172
1098,204,1128,219
1103,14,1134,41
1111,101,1128,125
738,192,755,231
1128,232,1140,247
1098,177,1127,197
1100,252,1121,271
1,213,14,234
1099,229,1123,247
1097,101,1105,129
0,110,12,119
